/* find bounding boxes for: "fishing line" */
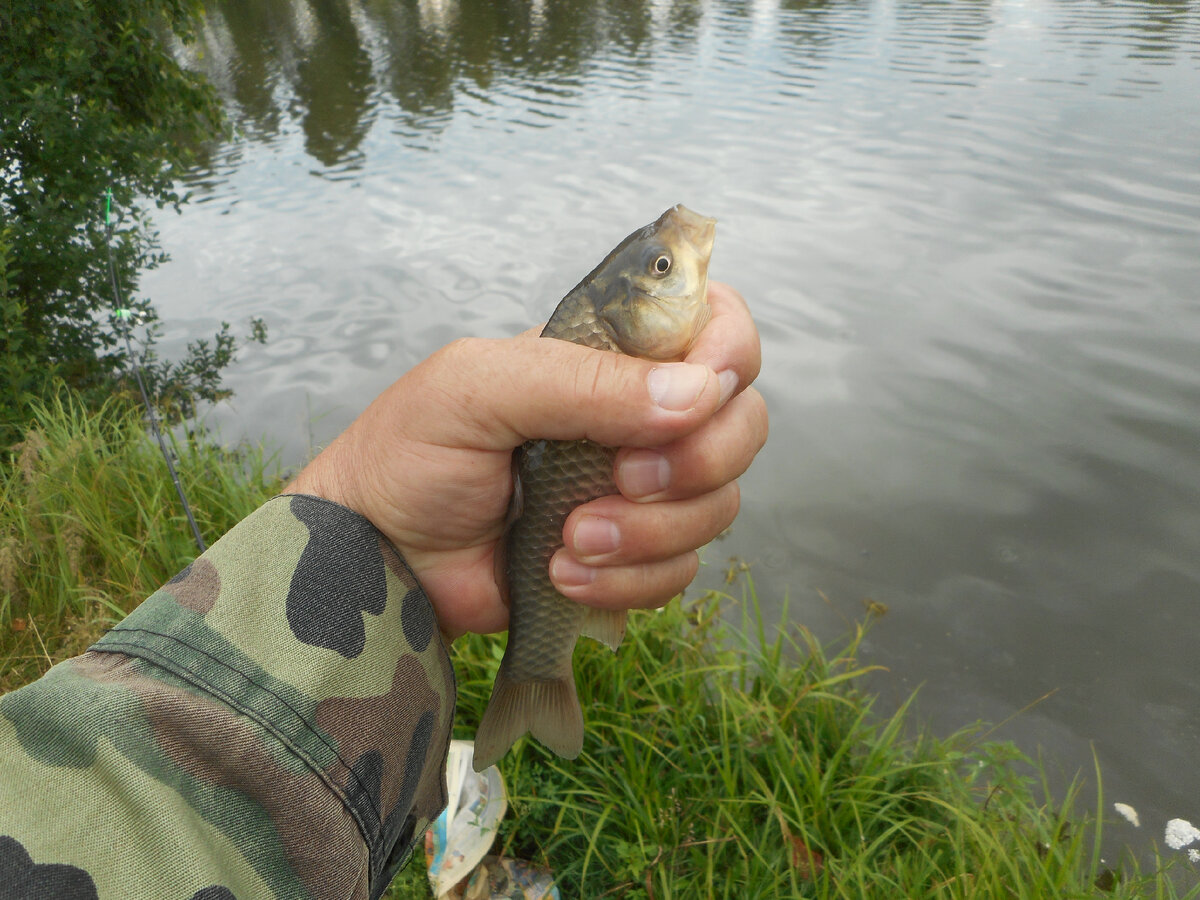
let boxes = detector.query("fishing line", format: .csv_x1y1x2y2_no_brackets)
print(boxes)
103,188,207,554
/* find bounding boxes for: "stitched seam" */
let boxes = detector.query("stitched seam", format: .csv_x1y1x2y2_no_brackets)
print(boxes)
90,630,383,853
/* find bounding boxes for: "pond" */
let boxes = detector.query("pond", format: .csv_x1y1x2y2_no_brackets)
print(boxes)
144,0,1200,866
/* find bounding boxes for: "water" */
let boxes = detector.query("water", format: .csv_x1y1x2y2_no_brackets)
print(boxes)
145,0,1200,864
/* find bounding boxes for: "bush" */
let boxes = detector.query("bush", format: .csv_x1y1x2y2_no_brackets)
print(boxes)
0,0,258,444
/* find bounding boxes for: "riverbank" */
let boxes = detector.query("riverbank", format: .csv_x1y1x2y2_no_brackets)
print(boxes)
1,396,1192,898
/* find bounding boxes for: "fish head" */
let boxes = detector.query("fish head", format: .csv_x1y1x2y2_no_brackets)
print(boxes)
597,204,717,361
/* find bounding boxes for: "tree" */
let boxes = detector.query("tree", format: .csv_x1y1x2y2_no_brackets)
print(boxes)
1,0,256,444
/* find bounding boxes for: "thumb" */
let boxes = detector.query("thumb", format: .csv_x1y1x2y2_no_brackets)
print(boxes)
396,336,723,450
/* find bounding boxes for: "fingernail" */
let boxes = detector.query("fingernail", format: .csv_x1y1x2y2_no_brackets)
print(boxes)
551,553,597,588
717,369,739,407
619,450,670,499
572,516,620,558
647,363,710,411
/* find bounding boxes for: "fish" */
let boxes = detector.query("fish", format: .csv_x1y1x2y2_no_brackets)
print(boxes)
473,204,717,771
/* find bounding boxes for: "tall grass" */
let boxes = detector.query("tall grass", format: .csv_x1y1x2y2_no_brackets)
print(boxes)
0,390,283,689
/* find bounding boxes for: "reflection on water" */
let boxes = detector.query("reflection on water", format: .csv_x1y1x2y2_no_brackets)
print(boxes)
182,0,705,162
179,0,1200,162
150,0,1200,866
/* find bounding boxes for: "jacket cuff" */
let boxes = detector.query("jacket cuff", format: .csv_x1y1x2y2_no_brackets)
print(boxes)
89,493,455,896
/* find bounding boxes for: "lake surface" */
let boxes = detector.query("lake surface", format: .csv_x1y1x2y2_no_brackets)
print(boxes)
146,0,1200,865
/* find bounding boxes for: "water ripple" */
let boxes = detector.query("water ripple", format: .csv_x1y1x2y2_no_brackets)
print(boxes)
148,0,1200,867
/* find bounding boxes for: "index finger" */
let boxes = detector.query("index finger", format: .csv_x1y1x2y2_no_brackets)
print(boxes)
685,281,762,406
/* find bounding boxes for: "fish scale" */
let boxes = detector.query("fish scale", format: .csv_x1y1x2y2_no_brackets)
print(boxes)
503,439,617,683
473,204,716,771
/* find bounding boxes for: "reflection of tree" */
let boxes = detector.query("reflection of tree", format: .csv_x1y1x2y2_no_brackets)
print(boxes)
294,0,374,165
366,1,459,120
179,0,678,164
369,0,659,110
1119,0,1191,60
662,0,706,51
203,0,302,134
773,0,860,76
893,0,995,41
174,0,1196,169
887,0,994,86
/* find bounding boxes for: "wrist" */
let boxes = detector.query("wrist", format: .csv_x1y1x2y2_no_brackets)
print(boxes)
282,432,368,522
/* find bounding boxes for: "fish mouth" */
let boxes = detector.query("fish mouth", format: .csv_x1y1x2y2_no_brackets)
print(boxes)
667,204,717,261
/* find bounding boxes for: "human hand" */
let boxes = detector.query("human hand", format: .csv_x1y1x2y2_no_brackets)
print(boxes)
284,282,767,639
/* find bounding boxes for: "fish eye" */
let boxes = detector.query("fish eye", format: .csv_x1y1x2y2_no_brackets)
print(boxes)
652,254,672,275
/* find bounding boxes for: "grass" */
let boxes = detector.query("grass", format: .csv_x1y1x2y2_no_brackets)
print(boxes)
1,394,1195,898
0,390,284,690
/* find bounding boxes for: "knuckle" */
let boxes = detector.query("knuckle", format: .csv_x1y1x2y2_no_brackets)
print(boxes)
749,389,770,448
688,442,729,491
613,554,698,609
672,552,700,598
721,480,742,523
572,349,623,406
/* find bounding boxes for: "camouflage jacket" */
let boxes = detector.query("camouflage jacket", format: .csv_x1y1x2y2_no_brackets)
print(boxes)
0,495,456,900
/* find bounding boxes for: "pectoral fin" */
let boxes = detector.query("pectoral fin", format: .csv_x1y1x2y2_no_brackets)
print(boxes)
492,453,525,606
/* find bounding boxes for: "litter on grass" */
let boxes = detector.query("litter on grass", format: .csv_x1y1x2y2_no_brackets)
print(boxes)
425,741,559,900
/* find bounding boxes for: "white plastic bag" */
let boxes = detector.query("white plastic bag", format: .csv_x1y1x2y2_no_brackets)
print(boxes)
425,740,507,898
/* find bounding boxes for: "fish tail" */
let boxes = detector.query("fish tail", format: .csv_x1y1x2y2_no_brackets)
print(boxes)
473,666,583,771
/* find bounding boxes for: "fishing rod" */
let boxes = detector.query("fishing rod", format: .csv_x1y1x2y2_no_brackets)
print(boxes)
103,188,207,554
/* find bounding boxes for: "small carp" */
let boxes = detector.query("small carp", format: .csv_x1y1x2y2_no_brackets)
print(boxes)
473,204,717,771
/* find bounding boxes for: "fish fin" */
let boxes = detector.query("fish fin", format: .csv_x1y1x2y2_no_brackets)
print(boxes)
493,454,525,606
580,607,626,652
504,450,525,528
473,668,583,772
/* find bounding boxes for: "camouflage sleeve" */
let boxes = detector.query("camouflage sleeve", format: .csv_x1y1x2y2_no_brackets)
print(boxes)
0,494,455,900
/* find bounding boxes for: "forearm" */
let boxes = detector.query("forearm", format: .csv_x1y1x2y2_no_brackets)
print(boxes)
0,494,455,900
